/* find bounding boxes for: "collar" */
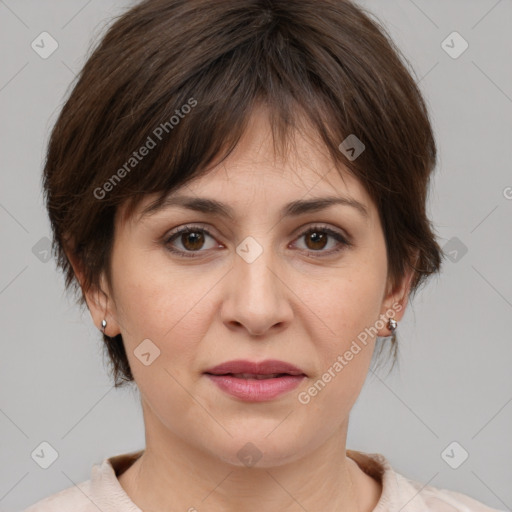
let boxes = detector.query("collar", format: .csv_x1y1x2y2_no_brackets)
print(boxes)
87,448,431,512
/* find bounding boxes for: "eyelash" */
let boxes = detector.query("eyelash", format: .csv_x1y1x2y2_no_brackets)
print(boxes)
163,224,352,258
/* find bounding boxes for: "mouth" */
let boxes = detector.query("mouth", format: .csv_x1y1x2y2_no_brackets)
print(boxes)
204,358,307,377
205,372,299,379
203,360,307,402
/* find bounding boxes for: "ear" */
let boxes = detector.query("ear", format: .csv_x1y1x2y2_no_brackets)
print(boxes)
376,250,418,337
66,248,121,338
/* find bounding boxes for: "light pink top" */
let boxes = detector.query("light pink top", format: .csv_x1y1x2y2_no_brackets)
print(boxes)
23,449,503,511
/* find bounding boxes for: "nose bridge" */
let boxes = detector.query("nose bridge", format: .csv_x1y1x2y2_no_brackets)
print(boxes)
222,233,291,334
234,234,279,305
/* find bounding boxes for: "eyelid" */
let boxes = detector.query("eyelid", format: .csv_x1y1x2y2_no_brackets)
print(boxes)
291,224,352,254
291,221,353,243
163,222,352,257
163,223,221,258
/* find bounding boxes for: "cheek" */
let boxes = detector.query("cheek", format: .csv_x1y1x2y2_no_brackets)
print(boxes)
113,272,214,423
302,259,386,349
111,253,221,377
298,257,386,407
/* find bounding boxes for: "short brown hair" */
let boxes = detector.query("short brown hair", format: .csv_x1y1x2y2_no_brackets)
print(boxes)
43,0,443,387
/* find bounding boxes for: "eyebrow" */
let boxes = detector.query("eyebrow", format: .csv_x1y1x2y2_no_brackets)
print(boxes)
139,195,369,221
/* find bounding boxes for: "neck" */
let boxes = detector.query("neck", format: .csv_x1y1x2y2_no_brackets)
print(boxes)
117,406,381,512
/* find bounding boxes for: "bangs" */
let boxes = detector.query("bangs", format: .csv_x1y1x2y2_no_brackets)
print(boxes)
72,0,415,224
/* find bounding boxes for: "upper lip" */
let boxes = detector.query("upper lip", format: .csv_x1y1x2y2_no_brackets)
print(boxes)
204,359,307,376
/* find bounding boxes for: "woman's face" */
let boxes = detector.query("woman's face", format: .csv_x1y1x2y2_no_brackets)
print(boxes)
90,105,411,467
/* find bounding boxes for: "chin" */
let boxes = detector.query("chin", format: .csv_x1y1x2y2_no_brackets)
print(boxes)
206,431,309,469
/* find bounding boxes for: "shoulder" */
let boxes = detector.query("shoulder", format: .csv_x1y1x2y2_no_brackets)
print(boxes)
399,473,505,512
22,480,95,512
22,451,143,512
347,449,505,512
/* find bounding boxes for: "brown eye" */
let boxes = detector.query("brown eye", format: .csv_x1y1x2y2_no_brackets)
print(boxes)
294,226,351,256
164,224,351,259
164,225,218,257
180,231,205,251
304,230,328,251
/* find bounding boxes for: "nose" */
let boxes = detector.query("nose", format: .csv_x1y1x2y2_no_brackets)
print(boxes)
220,243,293,337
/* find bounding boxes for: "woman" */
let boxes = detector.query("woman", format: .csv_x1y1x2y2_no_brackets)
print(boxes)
24,0,502,510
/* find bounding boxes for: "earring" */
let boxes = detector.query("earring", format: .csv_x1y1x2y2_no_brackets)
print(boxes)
101,319,107,334
388,318,397,333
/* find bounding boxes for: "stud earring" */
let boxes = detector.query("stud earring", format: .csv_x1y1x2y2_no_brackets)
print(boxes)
101,319,107,334
388,318,397,333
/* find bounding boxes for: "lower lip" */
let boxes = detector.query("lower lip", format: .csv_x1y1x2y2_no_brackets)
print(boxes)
205,374,306,402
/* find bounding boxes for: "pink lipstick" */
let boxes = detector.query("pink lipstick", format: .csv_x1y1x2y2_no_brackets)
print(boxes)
204,359,307,402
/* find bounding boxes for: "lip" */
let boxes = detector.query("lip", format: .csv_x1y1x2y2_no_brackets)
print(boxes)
204,359,307,402
204,359,306,376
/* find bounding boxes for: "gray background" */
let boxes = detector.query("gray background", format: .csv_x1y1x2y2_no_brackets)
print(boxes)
1,0,511,510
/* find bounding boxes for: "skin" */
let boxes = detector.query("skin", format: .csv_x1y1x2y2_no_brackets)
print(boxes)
71,104,416,512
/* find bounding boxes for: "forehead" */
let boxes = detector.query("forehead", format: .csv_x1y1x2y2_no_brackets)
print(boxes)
122,103,376,224
192,104,365,193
